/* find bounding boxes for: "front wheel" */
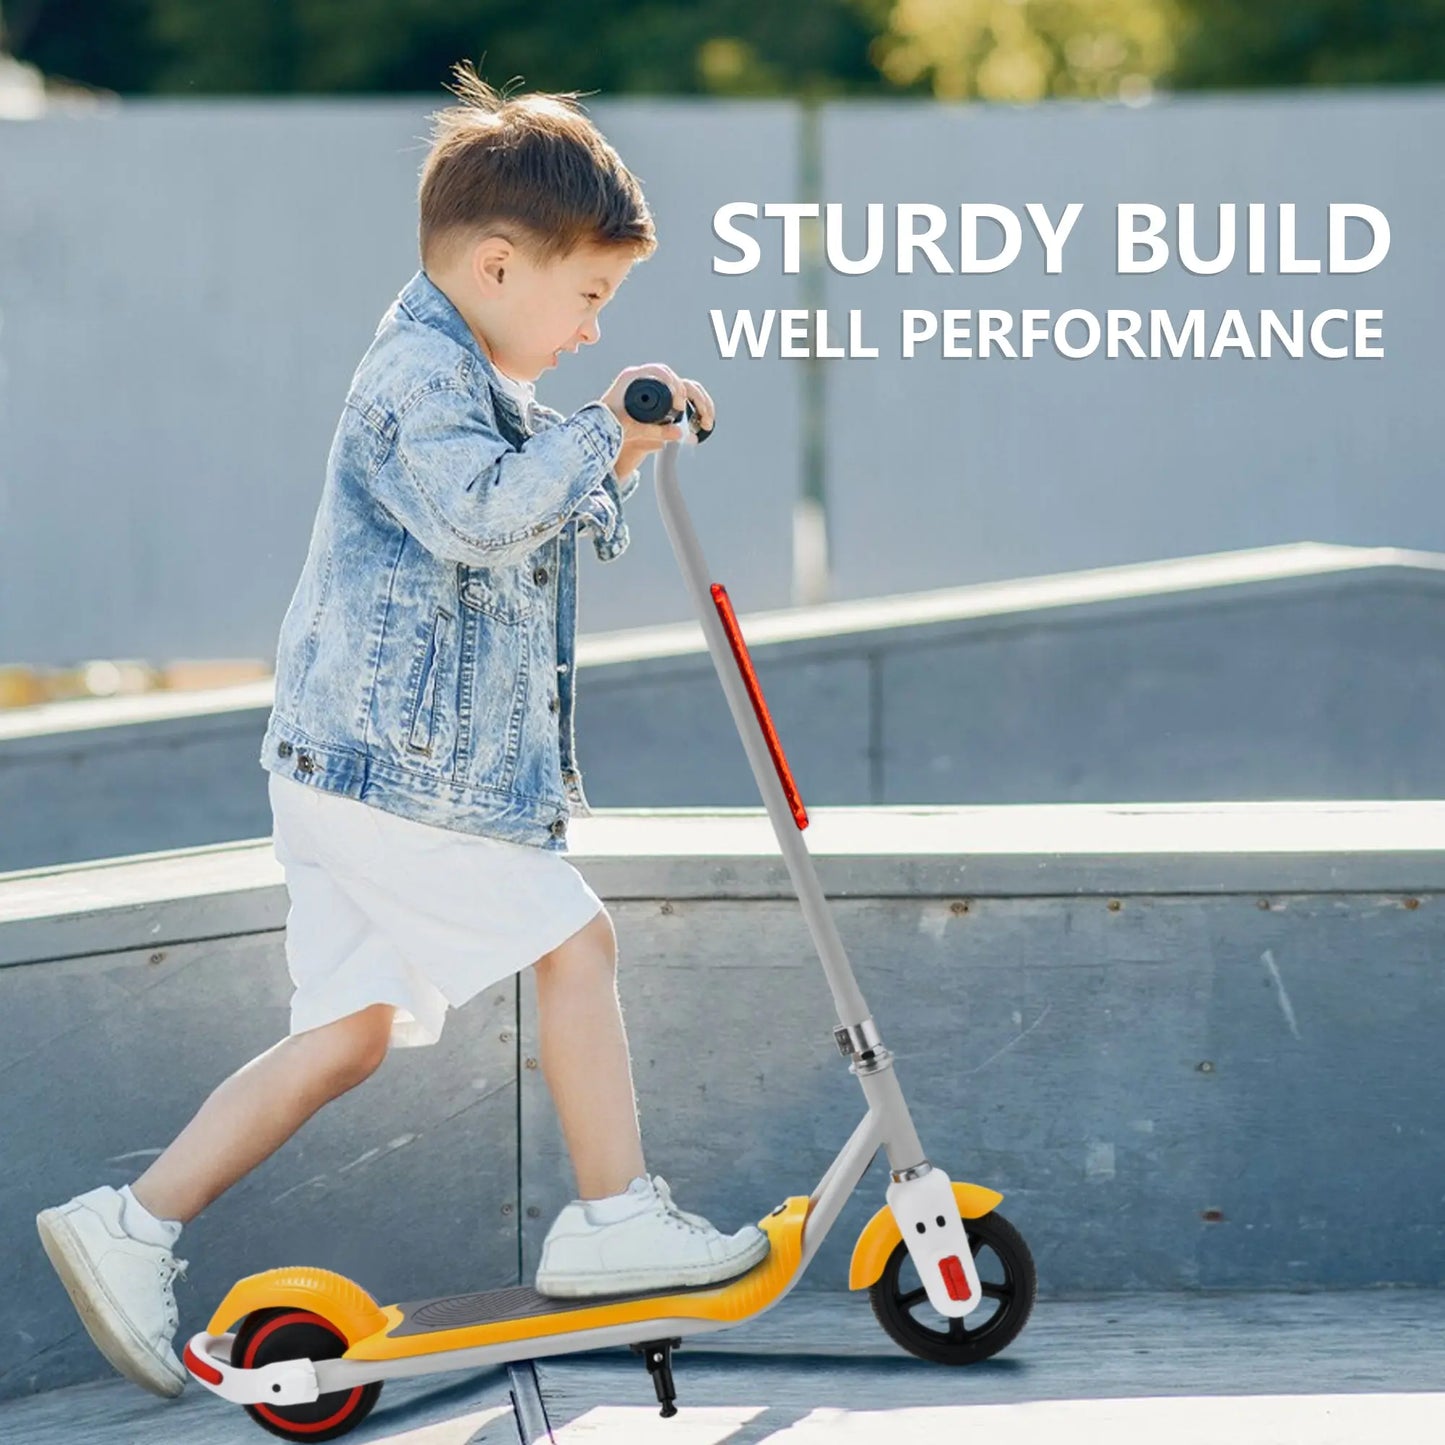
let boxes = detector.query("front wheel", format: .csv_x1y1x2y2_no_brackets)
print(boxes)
232,1307,382,1442
869,1208,1036,1365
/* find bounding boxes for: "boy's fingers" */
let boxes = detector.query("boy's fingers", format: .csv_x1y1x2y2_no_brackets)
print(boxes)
681,379,715,430
624,426,680,456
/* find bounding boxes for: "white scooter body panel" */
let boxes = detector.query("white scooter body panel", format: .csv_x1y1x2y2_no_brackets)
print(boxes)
885,1168,983,1318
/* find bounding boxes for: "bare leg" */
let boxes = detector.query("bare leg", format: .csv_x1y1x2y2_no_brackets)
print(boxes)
533,909,646,1200
129,1004,396,1224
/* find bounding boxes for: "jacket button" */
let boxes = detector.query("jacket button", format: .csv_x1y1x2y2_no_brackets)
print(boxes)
533,566,549,585
296,752,316,774
277,741,293,758
549,817,567,838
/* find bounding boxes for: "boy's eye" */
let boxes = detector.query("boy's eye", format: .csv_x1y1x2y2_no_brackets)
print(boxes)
585,293,603,304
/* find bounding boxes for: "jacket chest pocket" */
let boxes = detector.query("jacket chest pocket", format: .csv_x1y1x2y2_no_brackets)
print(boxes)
407,607,454,754
458,563,542,623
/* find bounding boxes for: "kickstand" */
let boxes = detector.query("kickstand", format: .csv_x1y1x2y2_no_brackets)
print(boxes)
631,1337,682,1418
504,1360,556,1445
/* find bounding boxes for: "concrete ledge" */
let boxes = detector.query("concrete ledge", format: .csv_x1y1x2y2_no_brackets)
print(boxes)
3,802,1444,1398
3,801,1445,969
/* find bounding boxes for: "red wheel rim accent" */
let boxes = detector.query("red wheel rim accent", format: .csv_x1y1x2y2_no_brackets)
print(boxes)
243,1310,365,1434
183,1340,223,1386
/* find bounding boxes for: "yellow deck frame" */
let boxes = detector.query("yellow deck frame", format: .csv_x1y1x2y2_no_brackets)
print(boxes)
209,1196,812,1362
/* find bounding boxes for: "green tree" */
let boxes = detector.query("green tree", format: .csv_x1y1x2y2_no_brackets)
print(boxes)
1170,0,1445,88
10,0,1445,99
876,0,1445,100
7,0,900,97
4,0,161,92
877,0,1177,102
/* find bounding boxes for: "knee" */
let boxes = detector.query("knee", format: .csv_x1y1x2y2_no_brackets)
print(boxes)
536,909,617,987
584,908,618,966
293,1004,393,1098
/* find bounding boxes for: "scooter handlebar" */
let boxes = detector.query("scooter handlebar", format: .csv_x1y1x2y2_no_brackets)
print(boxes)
622,377,713,443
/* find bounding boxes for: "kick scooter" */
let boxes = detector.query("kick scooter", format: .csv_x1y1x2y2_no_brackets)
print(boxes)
182,379,1037,1441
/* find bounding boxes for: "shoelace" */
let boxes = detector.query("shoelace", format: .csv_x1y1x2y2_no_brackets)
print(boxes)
651,1178,713,1236
157,1255,189,1333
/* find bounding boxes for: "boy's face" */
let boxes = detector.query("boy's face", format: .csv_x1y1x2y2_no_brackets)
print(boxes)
477,239,636,383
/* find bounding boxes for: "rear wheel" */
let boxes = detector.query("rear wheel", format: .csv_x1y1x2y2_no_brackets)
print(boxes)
869,1209,1036,1365
232,1307,382,1442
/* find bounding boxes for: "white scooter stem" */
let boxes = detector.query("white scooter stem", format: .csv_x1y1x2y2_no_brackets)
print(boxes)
650,439,980,1317
650,439,869,1024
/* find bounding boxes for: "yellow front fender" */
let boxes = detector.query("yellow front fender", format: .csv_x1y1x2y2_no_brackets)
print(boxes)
848,1181,1004,1291
206,1266,388,1343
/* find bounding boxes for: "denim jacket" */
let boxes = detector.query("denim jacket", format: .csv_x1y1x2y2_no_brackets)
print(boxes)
258,271,641,851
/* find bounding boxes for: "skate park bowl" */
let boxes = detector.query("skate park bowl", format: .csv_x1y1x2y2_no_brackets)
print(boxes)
2,800,1443,1397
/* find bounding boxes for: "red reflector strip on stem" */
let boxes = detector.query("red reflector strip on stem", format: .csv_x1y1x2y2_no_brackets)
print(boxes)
710,583,808,829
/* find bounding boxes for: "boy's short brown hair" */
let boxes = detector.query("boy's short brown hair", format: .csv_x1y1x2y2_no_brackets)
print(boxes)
419,65,656,268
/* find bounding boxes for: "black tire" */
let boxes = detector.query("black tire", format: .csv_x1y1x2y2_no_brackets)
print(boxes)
869,1208,1037,1365
232,1307,382,1442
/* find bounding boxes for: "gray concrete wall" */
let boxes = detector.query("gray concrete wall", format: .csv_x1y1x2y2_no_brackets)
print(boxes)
3,803,1444,1396
578,544,1445,809
0,99,802,664
3,91,1441,670
818,89,1445,597
4,543,1445,873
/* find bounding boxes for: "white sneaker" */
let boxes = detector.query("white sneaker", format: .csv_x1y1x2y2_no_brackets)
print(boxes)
36,1186,189,1398
535,1174,770,1299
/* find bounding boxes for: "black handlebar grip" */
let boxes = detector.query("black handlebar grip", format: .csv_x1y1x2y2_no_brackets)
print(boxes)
622,377,714,444
623,377,674,424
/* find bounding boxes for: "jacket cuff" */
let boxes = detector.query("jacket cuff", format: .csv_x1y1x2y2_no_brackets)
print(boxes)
572,402,623,471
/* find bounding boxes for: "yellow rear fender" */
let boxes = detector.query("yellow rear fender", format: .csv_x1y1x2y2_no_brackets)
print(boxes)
206,1266,388,1344
848,1181,1004,1291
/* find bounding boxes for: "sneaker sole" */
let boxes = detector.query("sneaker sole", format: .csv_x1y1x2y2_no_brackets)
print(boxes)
536,1231,772,1300
35,1209,187,1399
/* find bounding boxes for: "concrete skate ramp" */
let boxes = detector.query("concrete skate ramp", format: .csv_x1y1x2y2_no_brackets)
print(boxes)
2,801,1443,1396
4,542,1445,872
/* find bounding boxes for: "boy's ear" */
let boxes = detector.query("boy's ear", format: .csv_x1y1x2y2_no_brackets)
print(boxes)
471,236,513,295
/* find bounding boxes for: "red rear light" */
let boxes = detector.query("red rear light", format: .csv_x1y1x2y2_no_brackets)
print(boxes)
710,584,808,830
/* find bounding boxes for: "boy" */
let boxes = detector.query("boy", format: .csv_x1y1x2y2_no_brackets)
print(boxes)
36,68,768,1400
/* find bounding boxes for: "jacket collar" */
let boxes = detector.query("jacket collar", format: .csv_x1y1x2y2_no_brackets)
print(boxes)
398,271,526,420
398,270,483,351
399,271,544,429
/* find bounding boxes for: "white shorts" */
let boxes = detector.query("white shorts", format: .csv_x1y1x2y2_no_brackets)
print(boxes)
268,773,604,1047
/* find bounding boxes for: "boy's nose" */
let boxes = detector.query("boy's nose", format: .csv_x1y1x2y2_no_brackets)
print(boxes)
579,317,600,346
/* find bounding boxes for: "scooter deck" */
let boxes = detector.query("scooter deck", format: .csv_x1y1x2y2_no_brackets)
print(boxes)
206,1197,811,1365
389,1275,730,1337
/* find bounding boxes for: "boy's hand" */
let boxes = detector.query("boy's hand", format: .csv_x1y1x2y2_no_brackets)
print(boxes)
599,366,717,481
